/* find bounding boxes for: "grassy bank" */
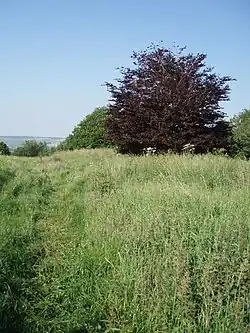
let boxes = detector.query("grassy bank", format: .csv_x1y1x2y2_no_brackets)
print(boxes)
0,149,250,332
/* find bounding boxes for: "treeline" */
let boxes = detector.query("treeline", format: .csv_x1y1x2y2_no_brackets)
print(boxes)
59,43,250,159
56,105,250,159
1,43,249,159
1,106,249,159
0,140,56,157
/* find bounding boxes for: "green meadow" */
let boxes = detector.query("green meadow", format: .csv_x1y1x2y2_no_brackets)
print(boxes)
0,149,249,332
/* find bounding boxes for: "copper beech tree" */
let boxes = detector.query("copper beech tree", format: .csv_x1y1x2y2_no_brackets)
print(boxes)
105,44,235,154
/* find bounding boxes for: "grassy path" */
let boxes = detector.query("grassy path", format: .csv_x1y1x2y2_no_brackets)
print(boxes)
0,150,250,332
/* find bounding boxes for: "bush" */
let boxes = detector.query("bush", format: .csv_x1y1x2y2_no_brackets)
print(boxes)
231,108,250,159
59,106,112,151
0,141,10,155
13,140,51,157
105,43,234,155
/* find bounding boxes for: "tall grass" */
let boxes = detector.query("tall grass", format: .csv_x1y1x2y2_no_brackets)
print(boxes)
0,150,249,332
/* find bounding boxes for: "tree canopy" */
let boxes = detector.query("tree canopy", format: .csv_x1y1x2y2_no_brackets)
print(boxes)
105,43,235,154
0,141,10,156
59,106,112,150
231,108,250,159
13,140,50,157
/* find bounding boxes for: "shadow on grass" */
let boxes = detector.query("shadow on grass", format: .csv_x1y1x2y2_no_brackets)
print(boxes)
69,329,88,333
0,234,43,333
0,168,15,193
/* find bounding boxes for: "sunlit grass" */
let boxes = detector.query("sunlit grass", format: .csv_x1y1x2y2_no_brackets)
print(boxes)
0,149,250,332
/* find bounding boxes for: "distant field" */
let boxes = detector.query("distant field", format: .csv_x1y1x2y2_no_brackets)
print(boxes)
0,136,64,149
0,149,249,332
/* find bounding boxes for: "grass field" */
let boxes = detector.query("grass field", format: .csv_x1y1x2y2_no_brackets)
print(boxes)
0,149,250,333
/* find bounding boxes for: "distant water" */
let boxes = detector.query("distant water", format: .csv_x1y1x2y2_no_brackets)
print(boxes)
0,136,65,149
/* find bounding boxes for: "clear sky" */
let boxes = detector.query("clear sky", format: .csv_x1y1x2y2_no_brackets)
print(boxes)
0,0,249,137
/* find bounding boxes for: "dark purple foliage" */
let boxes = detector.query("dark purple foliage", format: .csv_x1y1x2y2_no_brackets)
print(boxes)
105,44,235,154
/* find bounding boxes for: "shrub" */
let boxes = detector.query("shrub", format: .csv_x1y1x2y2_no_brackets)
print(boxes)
231,108,250,159
59,106,112,150
13,140,51,157
105,43,234,154
0,141,10,155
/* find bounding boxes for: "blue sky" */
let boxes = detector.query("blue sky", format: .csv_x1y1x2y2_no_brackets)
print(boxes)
0,0,249,137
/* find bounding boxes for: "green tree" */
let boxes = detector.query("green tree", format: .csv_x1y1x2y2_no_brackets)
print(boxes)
0,141,10,155
231,109,250,159
59,106,112,150
13,140,51,157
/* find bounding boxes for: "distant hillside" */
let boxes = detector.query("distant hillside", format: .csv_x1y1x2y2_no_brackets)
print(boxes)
0,136,64,149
